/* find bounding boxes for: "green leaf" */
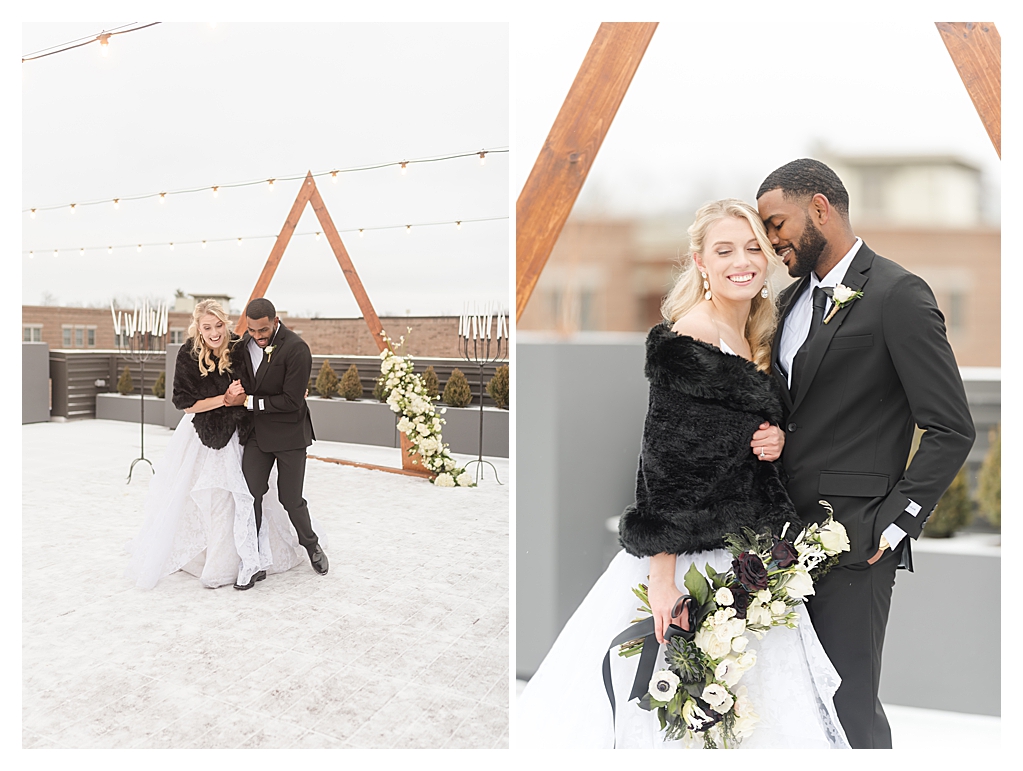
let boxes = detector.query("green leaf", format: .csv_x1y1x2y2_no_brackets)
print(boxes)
683,563,710,606
658,707,667,731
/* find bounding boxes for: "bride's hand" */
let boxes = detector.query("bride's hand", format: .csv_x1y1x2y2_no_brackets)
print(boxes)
227,379,245,397
751,422,784,462
648,553,689,644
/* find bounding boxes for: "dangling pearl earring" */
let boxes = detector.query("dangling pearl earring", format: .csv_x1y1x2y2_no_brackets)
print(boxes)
701,271,712,300
761,279,769,299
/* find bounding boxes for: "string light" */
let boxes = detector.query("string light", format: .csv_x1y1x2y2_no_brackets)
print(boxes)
70,203,76,213
331,170,339,183
159,192,166,202
79,247,84,256
30,209,36,218
23,147,508,214
113,198,119,209
107,246,112,254
29,251,34,258
54,249,58,257
479,150,487,165
267,178,275,191
98,33,110,55
23,216,508,257
169,243,174,250
21,23,160,63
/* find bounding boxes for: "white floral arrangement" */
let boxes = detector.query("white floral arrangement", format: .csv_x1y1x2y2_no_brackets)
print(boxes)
619,505,850,748
379,333,474,487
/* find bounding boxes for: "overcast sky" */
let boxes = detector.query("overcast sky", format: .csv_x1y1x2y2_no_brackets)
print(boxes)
22,22,509,318
513,20,1002,221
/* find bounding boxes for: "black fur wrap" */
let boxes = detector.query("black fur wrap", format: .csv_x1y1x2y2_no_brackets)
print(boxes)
172,335,251,449
618,323,800,557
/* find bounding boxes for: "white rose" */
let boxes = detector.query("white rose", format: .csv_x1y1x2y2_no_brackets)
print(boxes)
381,359,394,372
784,568,815,601
819,521,851,554
714,587,734,606
695,627,731,660
731,635,749,653
736,650,757,670
770,600,788,616
456,472,473,487
648,669,680,702
833,283,857,303
444,458,456,470
397,417,413,433
434,473,455,487
755,589,772,603
417,422,431,435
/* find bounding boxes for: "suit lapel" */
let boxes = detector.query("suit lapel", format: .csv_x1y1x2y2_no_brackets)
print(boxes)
790,244,874,413
772,276,807,413
253,323,285,391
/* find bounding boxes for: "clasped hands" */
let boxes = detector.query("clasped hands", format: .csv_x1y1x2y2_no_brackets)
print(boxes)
751,422,784,462
223,380,246,407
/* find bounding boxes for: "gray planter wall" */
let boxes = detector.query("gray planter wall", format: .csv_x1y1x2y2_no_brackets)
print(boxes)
23,342,50,424
96,394,167,426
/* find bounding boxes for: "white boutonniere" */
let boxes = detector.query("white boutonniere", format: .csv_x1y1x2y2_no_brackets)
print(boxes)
265,344,277,361
823,284,864,324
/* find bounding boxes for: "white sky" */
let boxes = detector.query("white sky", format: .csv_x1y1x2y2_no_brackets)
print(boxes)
21,22,509,317
513,20,1002,221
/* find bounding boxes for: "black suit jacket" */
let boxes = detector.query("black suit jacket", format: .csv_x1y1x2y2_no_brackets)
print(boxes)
772,242,975,567
232,322,315,453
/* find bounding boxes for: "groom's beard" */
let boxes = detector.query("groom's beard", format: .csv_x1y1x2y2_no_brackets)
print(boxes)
786,217,828,278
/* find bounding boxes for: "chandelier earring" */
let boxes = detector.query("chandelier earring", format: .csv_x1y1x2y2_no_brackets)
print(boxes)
761,279,770,299
701,271,712,301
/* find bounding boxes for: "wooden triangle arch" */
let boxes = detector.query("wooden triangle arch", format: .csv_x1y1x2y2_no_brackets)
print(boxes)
516,21,1000,321
237,171,432,477
233,171,386,353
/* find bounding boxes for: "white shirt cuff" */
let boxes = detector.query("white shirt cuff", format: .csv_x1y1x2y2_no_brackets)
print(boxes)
245,395,253,410
882,523,907,549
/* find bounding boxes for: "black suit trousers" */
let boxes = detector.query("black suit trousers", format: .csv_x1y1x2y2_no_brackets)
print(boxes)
805,545,900,749
242,433,318,553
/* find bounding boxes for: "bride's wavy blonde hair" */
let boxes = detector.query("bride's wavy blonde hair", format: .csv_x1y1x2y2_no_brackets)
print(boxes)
187,299,234,377
661,199,781,372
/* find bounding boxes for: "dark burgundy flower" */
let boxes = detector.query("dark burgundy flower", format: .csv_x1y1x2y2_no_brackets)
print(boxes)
732,552,769,592
729,582,750,619
771,539,798,568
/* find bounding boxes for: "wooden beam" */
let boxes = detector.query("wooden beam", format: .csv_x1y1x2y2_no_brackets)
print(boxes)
308,183,387,352
308,453,435,479
515,22,658,321
936,22,1000,158
234,172,317,333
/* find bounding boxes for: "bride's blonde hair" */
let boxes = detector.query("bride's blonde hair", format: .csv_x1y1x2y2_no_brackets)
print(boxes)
661,199,781,372
187,299,234,376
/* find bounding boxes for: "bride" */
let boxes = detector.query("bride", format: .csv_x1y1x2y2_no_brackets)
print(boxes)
516,199,849,749
125,299,315,590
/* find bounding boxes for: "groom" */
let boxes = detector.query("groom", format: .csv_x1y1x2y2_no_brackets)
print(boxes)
754,159,974,748
226,297,328,587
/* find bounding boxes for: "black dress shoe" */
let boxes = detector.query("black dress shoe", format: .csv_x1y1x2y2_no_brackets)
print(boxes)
233,570,267,590
309,545,328,575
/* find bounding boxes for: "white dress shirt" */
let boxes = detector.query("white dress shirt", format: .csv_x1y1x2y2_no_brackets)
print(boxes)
244,324,279,412
777,238,906,551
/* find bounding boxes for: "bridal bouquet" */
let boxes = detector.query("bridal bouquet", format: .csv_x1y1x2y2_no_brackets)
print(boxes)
379,332,473,487
618,503,849,748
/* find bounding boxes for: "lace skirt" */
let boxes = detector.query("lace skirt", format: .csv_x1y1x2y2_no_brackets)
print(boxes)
124,413,315,589
517,548,849,749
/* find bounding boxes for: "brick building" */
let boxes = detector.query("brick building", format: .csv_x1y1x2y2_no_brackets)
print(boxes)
22,305,465,358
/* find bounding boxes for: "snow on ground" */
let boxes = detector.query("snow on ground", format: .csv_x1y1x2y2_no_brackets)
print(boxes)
22,419,509,749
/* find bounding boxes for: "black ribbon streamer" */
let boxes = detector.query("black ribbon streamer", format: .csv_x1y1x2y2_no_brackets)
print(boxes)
602,597,695,747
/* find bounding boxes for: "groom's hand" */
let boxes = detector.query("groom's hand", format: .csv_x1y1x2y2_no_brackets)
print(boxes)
224,380,246,406
866,547,886,565
751,423,784,462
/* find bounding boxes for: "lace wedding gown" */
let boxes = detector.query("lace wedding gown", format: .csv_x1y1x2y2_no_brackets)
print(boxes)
125,413,321,589
517,548,849,749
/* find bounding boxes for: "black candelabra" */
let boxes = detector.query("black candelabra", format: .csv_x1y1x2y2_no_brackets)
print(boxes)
458,303,508,485
113,300,168,483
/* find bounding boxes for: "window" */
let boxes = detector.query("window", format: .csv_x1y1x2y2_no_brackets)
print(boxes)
948,291,966,334
62,326,72,347
170,328,184,345
23,325,42,342
87,327,96,348
75,327,84,347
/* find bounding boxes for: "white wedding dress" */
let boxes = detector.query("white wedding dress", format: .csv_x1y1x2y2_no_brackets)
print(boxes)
124,413,322,589
517,548,850,749
517,338,849,750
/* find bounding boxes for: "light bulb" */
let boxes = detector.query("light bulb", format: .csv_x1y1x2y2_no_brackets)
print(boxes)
268,179,275,191
113,198,119,209
30,209,36,218
70,203,76,213
359,229,364,237
54,249,58,257
79,247,84,256
98,33,110,55
315,232,321,242
137,244,142,252
400,161,408,175
237,238,242,246
479,150,486,165
331,170,339,183
456,221,461,230
29,251,34,258
202,240,207,248
211,186,219,197
107,246,112,254
406,225,411,234
169,243,174,251
159,192,166,202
